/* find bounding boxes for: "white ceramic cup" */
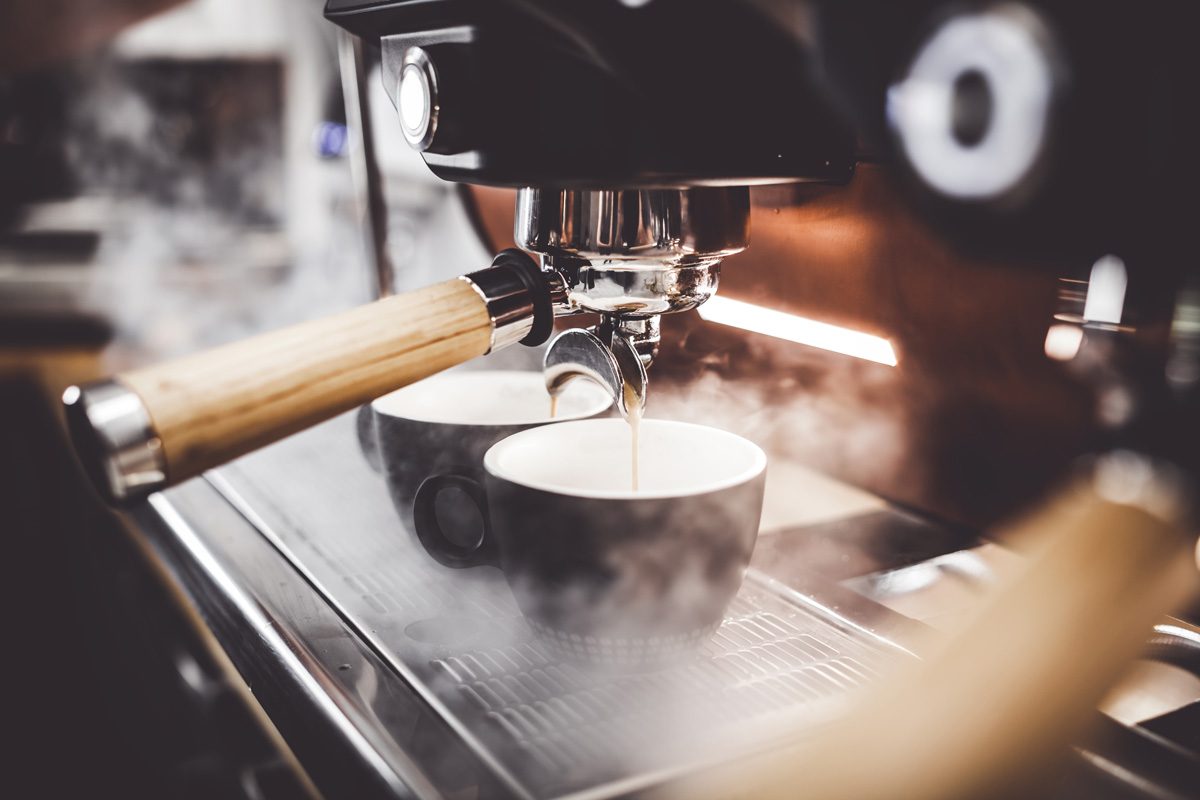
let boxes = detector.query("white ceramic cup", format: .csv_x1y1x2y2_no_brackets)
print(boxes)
415,418,768,665
359,371,612,533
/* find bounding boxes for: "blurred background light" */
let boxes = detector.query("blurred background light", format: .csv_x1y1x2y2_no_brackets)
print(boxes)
698,295,898,366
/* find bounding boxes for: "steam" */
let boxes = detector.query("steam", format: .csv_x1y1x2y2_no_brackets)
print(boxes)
49,17,912,792
61,46,370,361
651,327,912,502
386,357,901,789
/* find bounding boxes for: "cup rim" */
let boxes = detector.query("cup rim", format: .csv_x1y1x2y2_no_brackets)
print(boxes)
370,370,612,426
483,418,767,500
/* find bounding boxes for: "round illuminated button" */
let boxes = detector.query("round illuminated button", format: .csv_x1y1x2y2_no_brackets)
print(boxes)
397,47,438,151
889,6,1059,201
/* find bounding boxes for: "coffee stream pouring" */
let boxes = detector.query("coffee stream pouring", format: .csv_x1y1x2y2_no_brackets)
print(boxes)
544,328,646,420
63,187,747,504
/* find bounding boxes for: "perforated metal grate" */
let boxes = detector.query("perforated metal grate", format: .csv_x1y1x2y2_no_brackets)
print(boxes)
432,601,885,789
212,414,907,799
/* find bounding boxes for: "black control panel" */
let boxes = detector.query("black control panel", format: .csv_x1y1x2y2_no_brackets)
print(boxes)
325,0,856,189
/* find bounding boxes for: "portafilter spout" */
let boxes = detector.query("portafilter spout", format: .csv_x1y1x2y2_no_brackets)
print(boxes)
544,324,648,419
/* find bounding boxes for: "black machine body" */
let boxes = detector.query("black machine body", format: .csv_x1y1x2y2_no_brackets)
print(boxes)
324,0,856,189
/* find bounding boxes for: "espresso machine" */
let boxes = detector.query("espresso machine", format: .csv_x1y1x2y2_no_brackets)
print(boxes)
56,1,1200,798
62,0,866,502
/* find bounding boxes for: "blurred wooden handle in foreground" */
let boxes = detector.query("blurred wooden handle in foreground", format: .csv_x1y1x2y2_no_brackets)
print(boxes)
664,452,1198,800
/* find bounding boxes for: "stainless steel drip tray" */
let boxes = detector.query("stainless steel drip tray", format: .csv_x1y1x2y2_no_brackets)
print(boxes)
206,412,912,799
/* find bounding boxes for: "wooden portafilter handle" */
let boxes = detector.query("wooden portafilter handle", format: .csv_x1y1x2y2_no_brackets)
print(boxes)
63,250,555,505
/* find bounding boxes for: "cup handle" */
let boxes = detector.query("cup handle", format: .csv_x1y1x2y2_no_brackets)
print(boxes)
413,471,500,568
356,405,383,473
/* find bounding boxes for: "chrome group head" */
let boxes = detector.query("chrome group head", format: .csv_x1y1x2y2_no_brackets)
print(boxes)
519,186,749,415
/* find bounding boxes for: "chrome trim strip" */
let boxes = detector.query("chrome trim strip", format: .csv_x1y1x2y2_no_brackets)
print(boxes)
1154,622,1200,647
458,271,536,354
146,492,425,798
205,471,535,800
63,380,167,503
128,481,489,799
744,568,922,658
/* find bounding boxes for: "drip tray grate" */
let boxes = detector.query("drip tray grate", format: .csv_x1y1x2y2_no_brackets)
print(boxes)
433,603,885,788
210,414,907,799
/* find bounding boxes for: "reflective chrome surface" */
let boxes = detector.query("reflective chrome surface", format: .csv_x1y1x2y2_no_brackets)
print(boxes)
397,46,438,152
338,30,395,298
118,423,1200,800
134,412,917,799
127,411,1196,800
459,271,534,352
63,380,167,504
543,328,647,419
598,314,660,366
379,27,474,141
129,480,468,799
516,187,750,262
516,187,749,316
550,256,721,317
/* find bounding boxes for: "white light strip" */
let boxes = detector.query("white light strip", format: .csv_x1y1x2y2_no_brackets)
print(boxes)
697,296,898,367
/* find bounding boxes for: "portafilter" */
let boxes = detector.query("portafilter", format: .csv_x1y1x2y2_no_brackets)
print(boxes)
63,187,748,504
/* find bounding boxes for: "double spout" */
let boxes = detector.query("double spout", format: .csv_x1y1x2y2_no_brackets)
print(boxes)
544,322,649,420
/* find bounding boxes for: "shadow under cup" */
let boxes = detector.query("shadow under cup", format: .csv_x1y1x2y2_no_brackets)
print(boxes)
414,419,768,667
360,371,613,539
